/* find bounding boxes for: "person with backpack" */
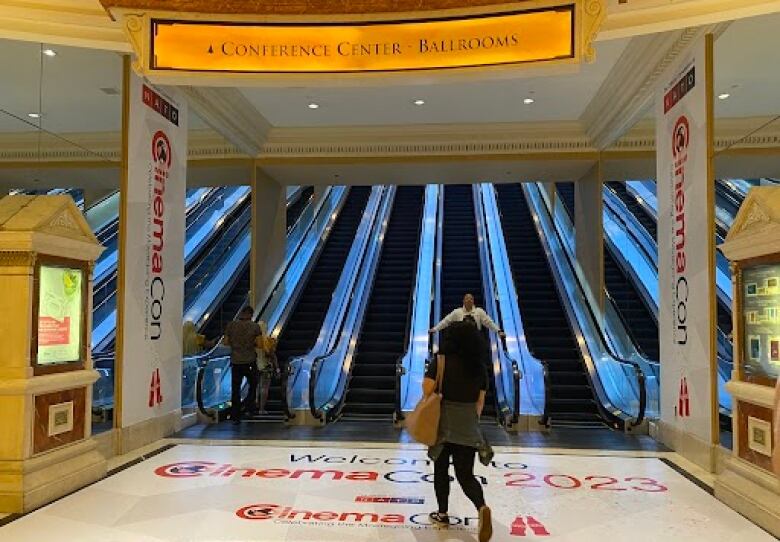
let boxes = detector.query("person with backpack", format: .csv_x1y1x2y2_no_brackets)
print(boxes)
422,320,493,542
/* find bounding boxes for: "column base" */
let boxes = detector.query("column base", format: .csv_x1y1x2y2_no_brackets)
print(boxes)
286,409,323,426
715,456,780,537
0,439,106,513
116,409,184,455
655,420,718,472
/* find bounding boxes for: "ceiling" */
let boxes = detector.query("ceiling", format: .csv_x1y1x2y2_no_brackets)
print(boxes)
239,39,630,127
713,12,780,118
1,10,778,136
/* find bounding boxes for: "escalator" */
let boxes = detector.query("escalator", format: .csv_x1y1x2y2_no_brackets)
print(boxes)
439,184,496,419
606,182,657,239
268,186,372,414
557,183,659,361
495,183,602,425
197,186,316,339
342,185,425,419
286,186,314,230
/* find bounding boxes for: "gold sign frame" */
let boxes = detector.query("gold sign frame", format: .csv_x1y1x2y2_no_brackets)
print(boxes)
116,0,605,82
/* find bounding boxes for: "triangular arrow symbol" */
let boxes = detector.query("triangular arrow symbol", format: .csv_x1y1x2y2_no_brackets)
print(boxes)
208,44,214,54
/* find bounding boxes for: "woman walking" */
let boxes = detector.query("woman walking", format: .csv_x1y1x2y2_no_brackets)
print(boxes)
423,320,492,542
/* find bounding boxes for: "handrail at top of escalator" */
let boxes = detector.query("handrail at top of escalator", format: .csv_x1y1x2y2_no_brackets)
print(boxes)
530,184,647,428
308,187,393,422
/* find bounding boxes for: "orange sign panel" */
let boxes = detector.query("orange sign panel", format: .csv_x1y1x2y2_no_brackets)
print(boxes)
151,7,574,73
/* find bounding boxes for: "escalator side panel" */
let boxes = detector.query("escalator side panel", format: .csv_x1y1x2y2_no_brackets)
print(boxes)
496,184,601,423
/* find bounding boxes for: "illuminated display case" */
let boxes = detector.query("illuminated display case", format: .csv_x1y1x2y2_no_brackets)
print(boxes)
716,186,780,535
31,257,89,374
739,263,780,385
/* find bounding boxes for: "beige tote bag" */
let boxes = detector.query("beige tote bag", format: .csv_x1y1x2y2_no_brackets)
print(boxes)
406,355,445,446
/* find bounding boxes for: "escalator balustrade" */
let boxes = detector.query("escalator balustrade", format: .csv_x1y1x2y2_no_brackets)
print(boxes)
557,182,659,362
268,187,372,415
495,183,602,424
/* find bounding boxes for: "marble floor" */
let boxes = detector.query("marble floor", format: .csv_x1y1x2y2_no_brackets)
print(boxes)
0,440,772,541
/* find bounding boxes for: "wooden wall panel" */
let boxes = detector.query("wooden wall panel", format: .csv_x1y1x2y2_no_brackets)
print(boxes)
737,400,774,473
33,387,86,455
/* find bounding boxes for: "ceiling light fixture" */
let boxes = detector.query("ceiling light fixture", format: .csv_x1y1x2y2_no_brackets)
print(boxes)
413,99,425,106
718,93,730,100
42,49,56,57
523,98,535,105
307,103,319,109
27,113,41,118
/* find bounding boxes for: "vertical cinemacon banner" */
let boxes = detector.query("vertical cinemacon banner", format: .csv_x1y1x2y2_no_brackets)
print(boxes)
656,35,717,458
120,72,187,427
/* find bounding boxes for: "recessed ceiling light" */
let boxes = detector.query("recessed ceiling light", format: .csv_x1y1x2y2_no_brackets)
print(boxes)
413,99,425,106
42,49,56,57
523,98,535,105
27,112,41,118
307,103,319,109
718,93,730,100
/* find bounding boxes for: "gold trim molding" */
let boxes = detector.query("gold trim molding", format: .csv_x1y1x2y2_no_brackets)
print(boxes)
104,0,566,16
0,251,37,268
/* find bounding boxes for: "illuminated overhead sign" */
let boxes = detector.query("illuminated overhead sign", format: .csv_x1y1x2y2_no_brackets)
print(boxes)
149,7,575,74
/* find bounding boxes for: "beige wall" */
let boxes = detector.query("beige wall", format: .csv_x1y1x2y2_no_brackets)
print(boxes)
251,168,287,307
574,161,604,312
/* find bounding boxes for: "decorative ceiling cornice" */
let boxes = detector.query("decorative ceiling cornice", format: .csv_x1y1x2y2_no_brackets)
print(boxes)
0,130,245,163
99,0,539,16
2,117,778,164
581,21,730,150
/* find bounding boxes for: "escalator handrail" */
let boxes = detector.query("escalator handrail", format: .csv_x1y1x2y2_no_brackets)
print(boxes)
603,187,658,267
390,189,427,422
286,189,314,234
91,188,224,316
286,186,386,411
309,186,395,422
394,184,439,419
529,184,647,428
185,206,251,305
555,184,659,366
188,188,345,407
485,183,551,421
255,186,342,324
184,190,252,283
472,184,524,426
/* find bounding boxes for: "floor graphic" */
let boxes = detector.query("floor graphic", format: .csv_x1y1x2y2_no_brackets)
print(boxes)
1,445,773,541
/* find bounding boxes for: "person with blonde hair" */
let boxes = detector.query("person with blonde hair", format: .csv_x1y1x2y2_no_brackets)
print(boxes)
182,320,214,356
256,320,279,414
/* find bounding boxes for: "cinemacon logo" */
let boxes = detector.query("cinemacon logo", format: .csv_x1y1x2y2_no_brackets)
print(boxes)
236,503,477,527
154,461,442,483
154,460,524,484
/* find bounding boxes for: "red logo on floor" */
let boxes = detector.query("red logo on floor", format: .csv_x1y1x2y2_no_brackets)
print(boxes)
677,376,690,418
149,368,163,407
511,516,550,537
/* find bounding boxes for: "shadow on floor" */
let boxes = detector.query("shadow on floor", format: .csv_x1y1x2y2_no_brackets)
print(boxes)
175,419,668,452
